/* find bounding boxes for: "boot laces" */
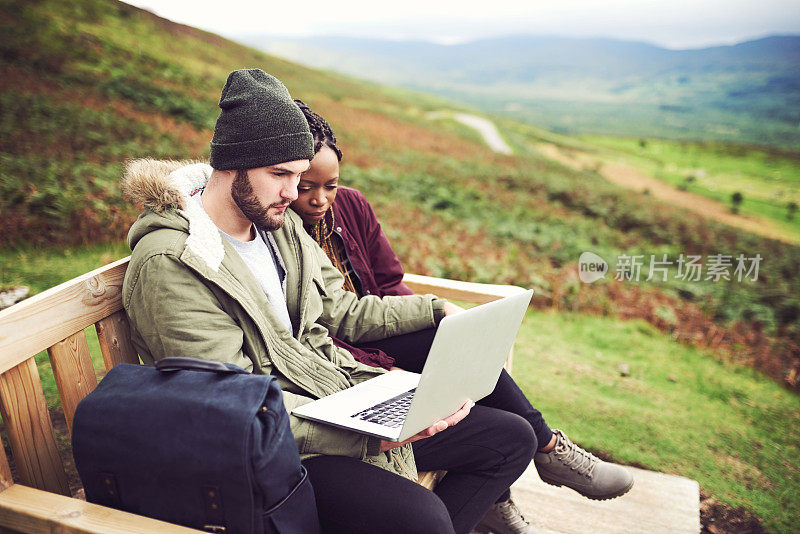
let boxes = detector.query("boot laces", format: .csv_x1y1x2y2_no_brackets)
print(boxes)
497,499,531,532
553,431,599,478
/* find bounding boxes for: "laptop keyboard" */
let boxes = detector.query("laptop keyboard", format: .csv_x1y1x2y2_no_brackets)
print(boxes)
352,388,416,428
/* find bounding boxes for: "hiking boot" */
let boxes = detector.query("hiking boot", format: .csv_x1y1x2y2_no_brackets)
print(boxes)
472,497,538,534
533,429,633,500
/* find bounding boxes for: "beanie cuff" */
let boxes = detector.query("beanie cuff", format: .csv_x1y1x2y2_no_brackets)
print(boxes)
210,132,315,171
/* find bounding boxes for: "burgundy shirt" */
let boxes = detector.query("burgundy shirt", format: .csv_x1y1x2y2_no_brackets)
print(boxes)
329,187,412,298
321,187,413,369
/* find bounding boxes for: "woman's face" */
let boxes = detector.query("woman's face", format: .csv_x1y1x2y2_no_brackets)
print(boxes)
291,145,340,226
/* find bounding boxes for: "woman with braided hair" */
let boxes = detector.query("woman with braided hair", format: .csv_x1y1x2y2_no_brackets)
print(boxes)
290,100,634,534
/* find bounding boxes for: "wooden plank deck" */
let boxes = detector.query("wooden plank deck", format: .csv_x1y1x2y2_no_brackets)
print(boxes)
512,464,700,533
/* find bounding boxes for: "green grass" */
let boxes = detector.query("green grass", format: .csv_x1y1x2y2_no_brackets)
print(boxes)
513,310,799,533
0,241,130,294
584,135,800,242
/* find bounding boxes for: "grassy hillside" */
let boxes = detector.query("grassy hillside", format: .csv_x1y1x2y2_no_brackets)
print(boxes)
1,0,799,370
1,0,799,386
1,0,800,530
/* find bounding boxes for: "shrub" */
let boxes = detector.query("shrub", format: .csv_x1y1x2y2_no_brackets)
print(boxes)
731,191,744,213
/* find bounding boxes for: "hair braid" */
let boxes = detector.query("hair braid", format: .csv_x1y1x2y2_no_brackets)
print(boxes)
294,99,343,161
293,99,356,292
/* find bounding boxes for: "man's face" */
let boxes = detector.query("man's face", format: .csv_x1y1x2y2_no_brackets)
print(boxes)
231,160,310,231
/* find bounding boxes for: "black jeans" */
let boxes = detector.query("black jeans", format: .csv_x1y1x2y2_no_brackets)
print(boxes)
363,327,554,452
303,405,535,534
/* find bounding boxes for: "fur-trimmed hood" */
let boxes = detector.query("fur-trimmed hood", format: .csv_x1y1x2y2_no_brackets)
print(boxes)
122,158,199,212
123,159,225,271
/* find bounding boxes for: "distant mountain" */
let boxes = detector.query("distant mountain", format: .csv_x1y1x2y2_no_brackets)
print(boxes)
243,34,800,147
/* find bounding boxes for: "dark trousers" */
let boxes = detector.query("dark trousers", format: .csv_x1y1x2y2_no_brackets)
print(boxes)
363,327,554,453
303,405,535,534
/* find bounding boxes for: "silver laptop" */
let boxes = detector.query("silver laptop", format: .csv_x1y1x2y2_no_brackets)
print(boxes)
292,289,533,442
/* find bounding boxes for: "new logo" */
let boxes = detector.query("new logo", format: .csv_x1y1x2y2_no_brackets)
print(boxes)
578,252,608,283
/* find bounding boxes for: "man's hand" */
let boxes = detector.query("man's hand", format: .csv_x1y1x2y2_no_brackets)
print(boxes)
380,399,474,452
443,301,465,316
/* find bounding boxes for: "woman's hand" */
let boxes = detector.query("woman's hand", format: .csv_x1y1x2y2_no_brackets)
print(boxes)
443,301,465,316
379,399,474,452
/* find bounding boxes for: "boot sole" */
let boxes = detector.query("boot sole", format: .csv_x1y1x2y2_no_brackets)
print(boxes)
539,475,634,501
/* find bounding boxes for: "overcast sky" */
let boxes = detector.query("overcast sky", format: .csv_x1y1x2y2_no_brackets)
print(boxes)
124,0,800,49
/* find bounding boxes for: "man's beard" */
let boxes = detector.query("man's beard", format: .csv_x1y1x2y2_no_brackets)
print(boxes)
231,169,287,231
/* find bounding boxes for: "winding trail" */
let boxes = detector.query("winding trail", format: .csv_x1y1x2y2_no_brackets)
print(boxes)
451,113,513,155
429,111,513,155
536,142,799,246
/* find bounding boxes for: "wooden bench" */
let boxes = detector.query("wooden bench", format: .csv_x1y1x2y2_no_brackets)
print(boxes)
0,258,525,533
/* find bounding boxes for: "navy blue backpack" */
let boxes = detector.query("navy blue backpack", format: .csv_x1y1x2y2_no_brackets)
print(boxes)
72,358,321,534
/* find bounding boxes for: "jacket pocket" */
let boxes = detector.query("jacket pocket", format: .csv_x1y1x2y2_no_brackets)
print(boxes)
301,274,327,329
312,273,328,298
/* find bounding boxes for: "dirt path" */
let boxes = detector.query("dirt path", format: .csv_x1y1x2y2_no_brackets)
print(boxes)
536,143,800,245
452,113,513,155
428,111,513,155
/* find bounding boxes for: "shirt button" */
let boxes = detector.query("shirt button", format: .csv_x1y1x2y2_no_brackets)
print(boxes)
336,227,342,232
365,290,371,295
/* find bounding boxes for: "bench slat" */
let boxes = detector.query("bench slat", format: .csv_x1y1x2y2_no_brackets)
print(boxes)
0,358,69,496
96,311,140,370
0,258,129,375
0,436,13,492
48,331,99,435
417,470,445,490
0,484,205,534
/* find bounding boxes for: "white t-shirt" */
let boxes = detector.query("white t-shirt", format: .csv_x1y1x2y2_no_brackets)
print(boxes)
191,192,293,332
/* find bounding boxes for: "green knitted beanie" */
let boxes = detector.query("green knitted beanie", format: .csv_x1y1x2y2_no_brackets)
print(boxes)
209,69,314,170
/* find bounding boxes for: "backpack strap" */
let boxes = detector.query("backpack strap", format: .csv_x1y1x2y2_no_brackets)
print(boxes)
156,357,247,374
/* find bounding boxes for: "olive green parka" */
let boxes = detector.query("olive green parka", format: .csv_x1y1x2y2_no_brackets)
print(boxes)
121,160,443,480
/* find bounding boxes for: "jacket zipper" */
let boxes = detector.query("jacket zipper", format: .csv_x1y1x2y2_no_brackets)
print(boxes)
331,224,366,296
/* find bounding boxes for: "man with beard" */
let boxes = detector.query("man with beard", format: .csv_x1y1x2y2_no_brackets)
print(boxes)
121,69,537,534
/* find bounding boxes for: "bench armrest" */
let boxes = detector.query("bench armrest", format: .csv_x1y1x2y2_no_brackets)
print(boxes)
402,273,528,304
0,484,205,533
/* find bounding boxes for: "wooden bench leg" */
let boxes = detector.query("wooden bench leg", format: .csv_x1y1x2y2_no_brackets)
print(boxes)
0,359,69,496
